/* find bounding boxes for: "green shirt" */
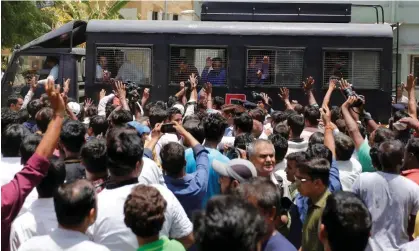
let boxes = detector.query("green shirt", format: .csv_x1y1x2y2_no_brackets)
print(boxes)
137,236,185,251
357,140,375,172
301,190,331,251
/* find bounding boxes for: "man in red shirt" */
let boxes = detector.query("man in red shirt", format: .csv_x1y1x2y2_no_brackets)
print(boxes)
402,138,419,185
1,78,65,251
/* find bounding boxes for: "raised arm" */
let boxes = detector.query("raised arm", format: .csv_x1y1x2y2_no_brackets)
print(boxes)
341,96,365,150
322,79,336,108
205,82,213,110
144,123,163,158
98,90,115,116
278,87,294,110
406,74,417,119
115,81,130,111
21,76,37,110
321,105,336,158
303,76,318,106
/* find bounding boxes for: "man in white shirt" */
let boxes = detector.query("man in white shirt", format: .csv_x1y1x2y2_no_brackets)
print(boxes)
18,180,110,251
88,127,193,251
286,114,308,156
115,51,144,84
352,140,419,251
10,157,66,251
37,57,59,85
334,133,362,191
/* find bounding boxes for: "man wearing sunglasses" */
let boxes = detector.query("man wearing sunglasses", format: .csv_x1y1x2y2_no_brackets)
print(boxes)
295,158,331,251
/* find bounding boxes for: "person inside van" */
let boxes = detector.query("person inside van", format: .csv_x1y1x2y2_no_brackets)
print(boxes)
37,57,59,85
206,57,226,86
115,50,144,84
172,57,199,84
96,51,110,81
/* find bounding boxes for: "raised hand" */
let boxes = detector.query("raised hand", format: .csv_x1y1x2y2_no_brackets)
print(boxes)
63,78,70,94
204,82,212,94
30,76,38,91
342,95,358,108
278,87,290,101
328,79,337,91
189,73,198,90
302,76,315,92
84,98,93,110
142,88,150,101
320,105,331,125
180,81,185,90
406,73,417,92
115,81,126,100
339,78,351,91
45,78,65,116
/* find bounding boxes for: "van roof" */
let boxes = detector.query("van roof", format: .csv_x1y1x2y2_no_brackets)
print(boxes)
86,20,392,38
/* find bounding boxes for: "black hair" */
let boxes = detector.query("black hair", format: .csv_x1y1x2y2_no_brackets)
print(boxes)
124,185,167,238
213,96,225,110
286,151,308,163
287,114,305,137
155,101,168,110
106,128,144,177
304,105,320,126
160,142,185,177
7,95,22,107
322,191,372,251
308,132,324,148
203,113,228,142
270,111,283,126
238,177,281,212
54,180,96,228
20,134,42,165
193,195,267,251
1,124,30,157
18,109,30,124
234,133,255,150
89,115,109,136
167,95,179,108
149,108,168,129
60,120,86,153
35,107,53,133
378,140,404,171
37,156,66,198
335,119,346,134
234,113,253,134
297,158,330,186
183,119,205,144
105,102,117,119
279,109,298,123
268,134,288,162
85,105,98,118
293,104,304,115
335,133,355,161
1,109,20,134
307,143,333,166
372,127,395,145
167,107,182,121
212,57,222,63
110,110,133,126
406,138,419,162
273,124,290,140
27,99,44,118
249,108,265,124
81,138,107,174
331,106,341,123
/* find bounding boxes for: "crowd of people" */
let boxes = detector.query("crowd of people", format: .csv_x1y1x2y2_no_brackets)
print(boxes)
1,71,419,251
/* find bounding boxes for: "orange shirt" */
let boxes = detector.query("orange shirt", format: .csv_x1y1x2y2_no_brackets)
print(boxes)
402,169,419,186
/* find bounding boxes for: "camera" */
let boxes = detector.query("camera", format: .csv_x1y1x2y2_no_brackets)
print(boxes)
342,88,365,108
252,91,263,101
124,81,142,103
225,146,242,160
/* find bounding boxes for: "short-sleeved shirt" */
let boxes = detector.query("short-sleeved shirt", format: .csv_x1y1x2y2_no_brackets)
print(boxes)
137,236,185,251
262,231,297,251
185,147,230,207
352,172,419,251
402,169,419,185
301,190,331,251
356,140,375,172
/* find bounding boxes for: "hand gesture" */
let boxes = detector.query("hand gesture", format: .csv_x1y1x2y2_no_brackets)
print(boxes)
320,105,332,125
99,89,106,100
339,78,351,91
406,73,417,92
189,73,198,90
180,81,185,89
29,76,37,91
204,82,212,94
399,117,419,130
302,76,315,92
151,123,164,140
261,92,270,105
84,98,93,110
45,78,65,116
342,95,358,108
172,120,187,136
63,78,70,94
115,81,126,100
278,87,290,102
328,79,337,91
142,88,150,101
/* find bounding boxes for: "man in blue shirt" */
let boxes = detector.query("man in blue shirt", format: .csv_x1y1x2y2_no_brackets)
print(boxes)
144,122,209,219
203,57,226,86
185,113,229,207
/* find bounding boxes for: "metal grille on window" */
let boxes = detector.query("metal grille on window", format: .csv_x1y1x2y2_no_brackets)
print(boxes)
323,51,380,89
96,47,152,85
246,48,304,87
170,47,227,85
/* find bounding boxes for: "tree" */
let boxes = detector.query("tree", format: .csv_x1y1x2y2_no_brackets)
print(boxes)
1,1,52,49
42,0,129,28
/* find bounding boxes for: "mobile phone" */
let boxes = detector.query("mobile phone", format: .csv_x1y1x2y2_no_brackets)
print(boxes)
161,123,176,134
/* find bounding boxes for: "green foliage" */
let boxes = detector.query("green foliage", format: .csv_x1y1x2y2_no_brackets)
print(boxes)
1,1,52,49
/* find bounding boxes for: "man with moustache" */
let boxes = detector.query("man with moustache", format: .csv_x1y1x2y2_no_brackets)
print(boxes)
248,139,278,184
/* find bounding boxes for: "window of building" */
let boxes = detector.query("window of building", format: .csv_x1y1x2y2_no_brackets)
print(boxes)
95,46,152,85
411,56,419,79
152,11,158,20
246,48,304,87
169,47,227,85
323,50,380,89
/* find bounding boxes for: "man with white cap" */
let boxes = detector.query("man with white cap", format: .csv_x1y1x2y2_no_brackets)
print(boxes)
212,158,258,194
